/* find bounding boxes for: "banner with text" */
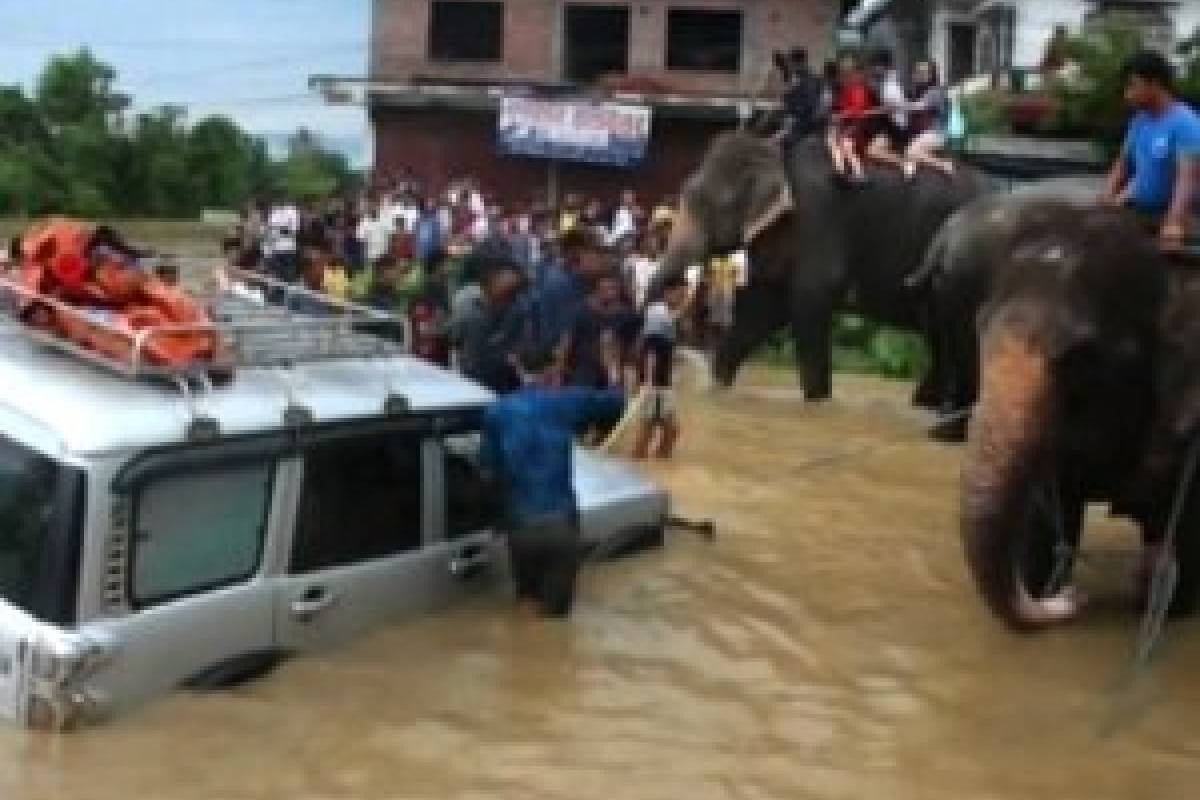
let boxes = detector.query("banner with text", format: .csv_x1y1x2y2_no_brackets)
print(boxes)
497,96,652,168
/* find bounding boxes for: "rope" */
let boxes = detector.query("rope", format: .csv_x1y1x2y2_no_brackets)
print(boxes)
1133,434,1200,667
1100,435,1200,738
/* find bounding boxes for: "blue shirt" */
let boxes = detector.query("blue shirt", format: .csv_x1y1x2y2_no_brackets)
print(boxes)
414,213,443,263
481,386,625,524
1125,102,1200,213
530,263,586,351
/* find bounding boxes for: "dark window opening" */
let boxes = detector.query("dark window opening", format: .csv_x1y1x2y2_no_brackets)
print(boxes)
444,437,500,539
429,1,505,62
666,8,742,73
0,435,83,624
290,434,424,573
565,5,630,84
948,23,977,85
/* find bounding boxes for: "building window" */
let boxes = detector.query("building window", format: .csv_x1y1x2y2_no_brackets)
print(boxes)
290,434,424,573
666,8,742,73
565,4,630,84
429,1,505,62
132,463,273,607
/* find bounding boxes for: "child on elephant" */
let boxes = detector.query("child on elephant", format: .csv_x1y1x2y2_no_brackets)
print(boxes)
827,55,877,186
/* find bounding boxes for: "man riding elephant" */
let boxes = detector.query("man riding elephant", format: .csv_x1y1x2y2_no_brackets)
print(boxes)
1100,49,1200,253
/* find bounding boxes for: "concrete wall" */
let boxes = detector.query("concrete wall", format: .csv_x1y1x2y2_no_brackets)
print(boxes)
371,0,840,93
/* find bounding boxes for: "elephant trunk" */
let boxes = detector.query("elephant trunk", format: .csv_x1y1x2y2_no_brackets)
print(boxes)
649,201,705,301
960,331,1082,629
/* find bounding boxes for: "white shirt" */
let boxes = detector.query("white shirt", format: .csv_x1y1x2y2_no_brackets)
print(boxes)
881,70,908,130
266,204,299,255
468,190,486,218
627,255,659,309
643,301,675,340
610,205,636,243
397,203,420,234
470,213,490,241
356,214,393,265
381,199,407,234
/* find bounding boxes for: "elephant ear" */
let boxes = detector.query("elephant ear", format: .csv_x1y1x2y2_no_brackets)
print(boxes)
741,157,794,245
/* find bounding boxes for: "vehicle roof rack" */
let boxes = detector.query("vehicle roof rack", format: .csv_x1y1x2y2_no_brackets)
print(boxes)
0,264,412,426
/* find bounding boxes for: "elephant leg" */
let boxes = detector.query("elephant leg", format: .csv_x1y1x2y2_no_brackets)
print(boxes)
712,282,788,387
912,296,945,411
927,296,978,443
790,290,835,402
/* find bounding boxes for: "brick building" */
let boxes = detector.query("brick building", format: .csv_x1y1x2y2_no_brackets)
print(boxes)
316,0,843,205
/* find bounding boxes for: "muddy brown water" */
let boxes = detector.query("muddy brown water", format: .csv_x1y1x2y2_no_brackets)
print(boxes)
2,368,1200,799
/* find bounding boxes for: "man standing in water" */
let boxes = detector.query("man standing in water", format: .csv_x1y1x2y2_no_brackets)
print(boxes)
1103,49,1200,253
481,344,625,617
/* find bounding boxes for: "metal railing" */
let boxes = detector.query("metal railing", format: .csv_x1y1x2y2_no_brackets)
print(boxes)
0,265,411,387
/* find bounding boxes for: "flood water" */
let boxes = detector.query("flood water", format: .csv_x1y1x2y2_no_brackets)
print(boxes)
3,368,1200,798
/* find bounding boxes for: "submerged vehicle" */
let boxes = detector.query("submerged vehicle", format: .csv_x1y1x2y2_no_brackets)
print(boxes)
0,269,668,729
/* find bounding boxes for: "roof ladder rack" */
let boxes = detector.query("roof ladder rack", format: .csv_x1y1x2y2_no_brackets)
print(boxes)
0,262,415,433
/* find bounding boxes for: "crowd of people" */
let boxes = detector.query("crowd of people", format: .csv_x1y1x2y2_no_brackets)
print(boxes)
225,181,746,460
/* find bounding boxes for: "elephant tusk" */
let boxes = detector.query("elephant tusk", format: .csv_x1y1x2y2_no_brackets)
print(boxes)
1015,579,1086,626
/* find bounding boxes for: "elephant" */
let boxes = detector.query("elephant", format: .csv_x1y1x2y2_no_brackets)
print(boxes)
649,129,994,411
958,199,1200,629
908,174,1113,425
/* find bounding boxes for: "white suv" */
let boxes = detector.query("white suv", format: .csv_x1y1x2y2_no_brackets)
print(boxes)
0,273,668,729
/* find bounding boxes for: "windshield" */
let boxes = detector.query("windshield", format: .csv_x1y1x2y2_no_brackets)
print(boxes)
0,435,81,623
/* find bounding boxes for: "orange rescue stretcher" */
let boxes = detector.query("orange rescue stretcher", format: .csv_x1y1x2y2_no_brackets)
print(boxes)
9,217,225,374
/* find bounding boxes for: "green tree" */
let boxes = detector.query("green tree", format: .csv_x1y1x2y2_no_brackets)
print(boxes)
0,87,49,147
0,51,359,218
1050,25,1200,153
126,105,195,216
187,115,255,210
35,49,128,128
1051,25,1143,152
276,128,358,204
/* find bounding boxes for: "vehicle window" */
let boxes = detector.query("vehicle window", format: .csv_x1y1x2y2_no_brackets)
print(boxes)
444,436,497,540
132,463,272,607
290,433,423,573
0,436,75,619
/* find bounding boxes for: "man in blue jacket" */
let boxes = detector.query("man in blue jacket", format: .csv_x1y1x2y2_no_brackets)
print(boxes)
481,344,625,617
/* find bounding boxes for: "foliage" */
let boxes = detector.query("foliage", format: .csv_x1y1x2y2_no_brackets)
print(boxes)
1050,25,1145,152
960,91,1009,137
0,49,359,219
1046,24,1200,154
760,315,930,382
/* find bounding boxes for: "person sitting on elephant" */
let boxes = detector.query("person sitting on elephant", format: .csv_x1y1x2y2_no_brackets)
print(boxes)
1101,49,1200,254
902,60,954,179
778,48,828,147
828,54,877,186
864,49,909,173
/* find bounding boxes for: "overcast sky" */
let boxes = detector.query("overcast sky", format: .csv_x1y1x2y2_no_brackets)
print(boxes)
0,0,370,161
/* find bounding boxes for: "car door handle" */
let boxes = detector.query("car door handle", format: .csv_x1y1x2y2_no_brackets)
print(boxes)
449,543,492,578
290,586,339,620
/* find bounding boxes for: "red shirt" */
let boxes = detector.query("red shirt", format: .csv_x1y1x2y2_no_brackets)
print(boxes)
836,77,874,119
